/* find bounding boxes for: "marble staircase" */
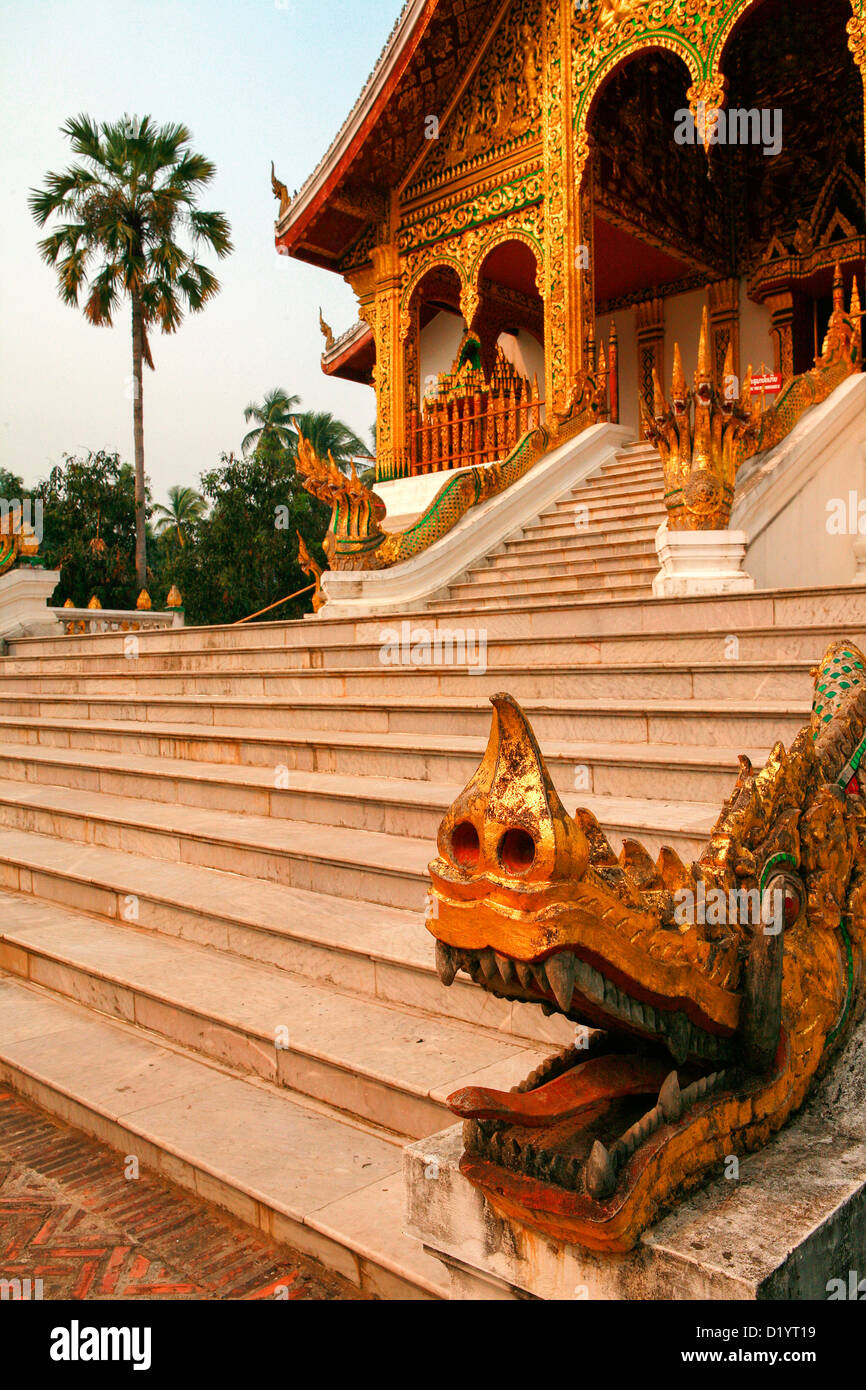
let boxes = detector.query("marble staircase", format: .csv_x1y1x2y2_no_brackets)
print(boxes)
428,441,665,611
0,555,864,1296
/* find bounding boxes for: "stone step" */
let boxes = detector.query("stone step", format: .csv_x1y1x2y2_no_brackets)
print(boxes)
497,534,658,565
2,619,862,677
467,552,659,582
0,894,546,1140
0,658,818,702
550,480,664,507
0,731,763,824
0,777,433,911
528,500,665,530
10,585,864,656
599,455,662,475
422,592,866,630
0,829,572,1047
0,689,811,743
520,519,663,546
0,973,446,1297
0,711,767,800
444,570,657,601
0,770,736,869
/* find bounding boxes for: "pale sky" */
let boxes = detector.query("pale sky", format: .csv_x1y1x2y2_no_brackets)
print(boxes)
0,0,400,503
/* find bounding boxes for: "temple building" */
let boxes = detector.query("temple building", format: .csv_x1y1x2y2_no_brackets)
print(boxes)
276,0,864,503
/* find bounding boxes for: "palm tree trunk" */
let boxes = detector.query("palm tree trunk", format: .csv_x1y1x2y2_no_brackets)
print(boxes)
131,291,147,589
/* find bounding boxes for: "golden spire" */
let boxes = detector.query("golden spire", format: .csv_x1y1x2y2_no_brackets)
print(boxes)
697,305,712,383
832,259,844,314
722,340,735,405
652,366,666,419
318,307,335,351
671,342,686,400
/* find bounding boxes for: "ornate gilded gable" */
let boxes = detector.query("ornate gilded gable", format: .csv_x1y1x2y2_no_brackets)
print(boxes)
406,0,543,194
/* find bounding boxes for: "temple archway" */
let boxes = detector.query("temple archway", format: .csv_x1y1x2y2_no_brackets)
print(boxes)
472,239,545,415
586,47,730,434
716,0,865,377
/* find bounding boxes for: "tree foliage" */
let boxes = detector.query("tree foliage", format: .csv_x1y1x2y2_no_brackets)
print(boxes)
30,113,232,586
36,451,152,610
159,447,330,626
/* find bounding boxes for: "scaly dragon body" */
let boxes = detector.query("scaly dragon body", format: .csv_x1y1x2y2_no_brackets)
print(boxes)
427,641,866,1252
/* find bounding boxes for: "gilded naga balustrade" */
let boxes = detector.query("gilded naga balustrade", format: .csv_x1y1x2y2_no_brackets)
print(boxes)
296,338,614,578
644,266,863,532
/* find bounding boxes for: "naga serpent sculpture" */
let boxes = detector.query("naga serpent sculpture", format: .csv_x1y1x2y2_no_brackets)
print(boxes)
426,641,866,1251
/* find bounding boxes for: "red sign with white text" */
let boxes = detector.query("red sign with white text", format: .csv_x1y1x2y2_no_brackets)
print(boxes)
750,372,783,394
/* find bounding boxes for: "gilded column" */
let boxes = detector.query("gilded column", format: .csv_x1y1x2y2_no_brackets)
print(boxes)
635,297,665,422
848,5,866,186
542,0,592,425
766,290,795,381
352,241,408,483
708,278,740,390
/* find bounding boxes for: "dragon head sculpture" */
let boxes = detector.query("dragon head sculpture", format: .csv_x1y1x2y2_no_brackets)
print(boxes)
426,641,866,1252
643,270,862,532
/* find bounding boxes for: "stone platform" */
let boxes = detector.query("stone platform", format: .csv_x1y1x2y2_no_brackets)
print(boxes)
404,1019,866,1300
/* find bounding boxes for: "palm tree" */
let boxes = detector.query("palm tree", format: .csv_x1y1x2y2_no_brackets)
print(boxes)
30,114,233,588
242,388,301,456
292,411,370,469
152,485,206,546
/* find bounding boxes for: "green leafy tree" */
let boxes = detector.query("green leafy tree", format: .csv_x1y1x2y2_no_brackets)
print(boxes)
242,388,301,456
161,451,329,626
0,469,25,501
292,410,369,468
36,450,152,610
30,113,233,589
152,485,206,547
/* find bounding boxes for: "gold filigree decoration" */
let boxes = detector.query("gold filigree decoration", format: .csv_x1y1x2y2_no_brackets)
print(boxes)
296,530,325,613
419,0,544,179
645,271,863,531
425,636,866,1251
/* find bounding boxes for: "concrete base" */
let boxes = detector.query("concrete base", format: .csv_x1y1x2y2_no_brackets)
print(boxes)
404,1018,866,1300
0,566,61,641
652,526,755,599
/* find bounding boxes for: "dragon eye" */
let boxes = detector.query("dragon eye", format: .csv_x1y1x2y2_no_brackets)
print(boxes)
762,873,803,930
499,827,536,874
451,821,480,868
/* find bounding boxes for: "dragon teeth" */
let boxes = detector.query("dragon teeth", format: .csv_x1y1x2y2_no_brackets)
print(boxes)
435,941,457,987
585,1140,617,1199
664,1011,691,1064
479,949,499,983
545,954,576,1011
658,1070,683,1122
495,952,516,985
515,960,534,989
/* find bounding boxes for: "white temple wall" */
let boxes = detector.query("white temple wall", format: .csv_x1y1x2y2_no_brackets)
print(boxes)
664,286,708,388
607,305,639,438
605,282,776,441
740,285,775,378
417,310,545,419
516,330,545,398
418,309,466,401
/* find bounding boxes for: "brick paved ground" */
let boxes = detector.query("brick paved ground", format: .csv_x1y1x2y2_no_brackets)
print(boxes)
0,1086,370,1300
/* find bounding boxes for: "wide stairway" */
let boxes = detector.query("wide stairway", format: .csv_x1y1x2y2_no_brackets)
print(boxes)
0,535,863,1295
429,440,664,612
